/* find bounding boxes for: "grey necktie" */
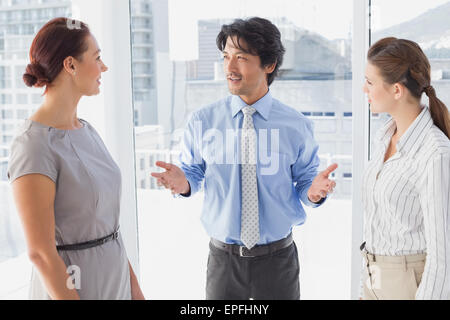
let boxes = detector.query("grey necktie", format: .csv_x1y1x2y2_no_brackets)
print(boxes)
240,106,259,250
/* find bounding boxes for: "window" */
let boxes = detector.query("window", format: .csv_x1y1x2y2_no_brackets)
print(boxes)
0,66,12,89
302,111,336,117
16,94,28,105
17,109,28,119
31,94,42,104
14,66,26,89
370,0,450,156
132,0,354,300
149,155,154,166
1,109,10,119
2,135,12,143
0,94,12,105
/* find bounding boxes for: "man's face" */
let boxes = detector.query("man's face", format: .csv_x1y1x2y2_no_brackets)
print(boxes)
222,36,270,98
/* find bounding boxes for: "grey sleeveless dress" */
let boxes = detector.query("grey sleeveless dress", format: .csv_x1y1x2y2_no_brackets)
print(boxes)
7,118,131,300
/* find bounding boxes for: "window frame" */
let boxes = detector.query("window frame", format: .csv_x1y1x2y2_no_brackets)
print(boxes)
71,0,140,278
350,0,370,300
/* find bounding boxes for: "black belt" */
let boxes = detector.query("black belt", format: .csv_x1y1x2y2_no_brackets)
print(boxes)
210,233,293,257
56,229,120,251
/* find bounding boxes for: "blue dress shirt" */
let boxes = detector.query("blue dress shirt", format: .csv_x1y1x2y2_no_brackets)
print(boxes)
180,90,324,245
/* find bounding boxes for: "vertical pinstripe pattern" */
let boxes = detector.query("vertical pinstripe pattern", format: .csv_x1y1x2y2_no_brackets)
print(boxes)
362,107,450,299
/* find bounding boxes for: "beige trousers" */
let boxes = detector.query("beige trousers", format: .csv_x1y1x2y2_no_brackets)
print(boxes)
361,249,426,300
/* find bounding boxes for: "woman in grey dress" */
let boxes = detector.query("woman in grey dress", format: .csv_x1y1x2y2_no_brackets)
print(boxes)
7,18,144,300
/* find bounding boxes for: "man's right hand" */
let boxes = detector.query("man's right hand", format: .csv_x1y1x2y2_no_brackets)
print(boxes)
150,161,190,195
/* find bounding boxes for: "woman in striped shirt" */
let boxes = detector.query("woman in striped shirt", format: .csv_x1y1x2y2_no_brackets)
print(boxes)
361,37,450,300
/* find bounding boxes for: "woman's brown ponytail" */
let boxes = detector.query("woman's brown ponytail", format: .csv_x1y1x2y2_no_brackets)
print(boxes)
424,85,450,139
368,37,450,139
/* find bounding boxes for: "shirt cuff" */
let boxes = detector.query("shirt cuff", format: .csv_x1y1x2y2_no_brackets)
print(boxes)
174,181,192,198
300,185,327,207
306,196,327,207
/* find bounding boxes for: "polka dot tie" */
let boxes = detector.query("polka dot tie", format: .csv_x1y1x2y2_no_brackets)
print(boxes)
240,106,259,250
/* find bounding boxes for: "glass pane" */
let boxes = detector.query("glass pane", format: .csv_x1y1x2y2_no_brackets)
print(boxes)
370,0,450,155
0,0,72,299
132,0,353,299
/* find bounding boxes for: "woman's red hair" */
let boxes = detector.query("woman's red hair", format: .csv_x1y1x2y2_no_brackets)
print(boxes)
23,17,91,94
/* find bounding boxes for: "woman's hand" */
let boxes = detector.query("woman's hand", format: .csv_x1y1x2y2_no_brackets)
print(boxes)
131,286,145,300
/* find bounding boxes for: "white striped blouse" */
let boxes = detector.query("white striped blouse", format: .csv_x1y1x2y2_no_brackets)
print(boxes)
362,106,450,300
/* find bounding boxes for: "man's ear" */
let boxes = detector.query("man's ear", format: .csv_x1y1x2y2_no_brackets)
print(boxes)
264,61,277,75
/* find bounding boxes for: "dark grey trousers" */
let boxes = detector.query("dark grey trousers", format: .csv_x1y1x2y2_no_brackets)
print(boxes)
205,241,300,300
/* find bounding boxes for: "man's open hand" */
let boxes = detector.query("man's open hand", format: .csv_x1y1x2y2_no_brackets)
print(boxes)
150,161,190,195
307,163,338,203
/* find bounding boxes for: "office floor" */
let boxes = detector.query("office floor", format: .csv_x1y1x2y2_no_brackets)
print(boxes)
137,190,352,300
0,185,352,300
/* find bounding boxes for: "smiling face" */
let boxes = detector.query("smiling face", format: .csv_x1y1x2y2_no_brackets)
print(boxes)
222,36,275,105
363,62,398,114
71,34,108,96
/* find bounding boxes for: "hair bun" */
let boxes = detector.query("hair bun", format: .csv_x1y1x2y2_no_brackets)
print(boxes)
23,62,50,87
23,72,38,87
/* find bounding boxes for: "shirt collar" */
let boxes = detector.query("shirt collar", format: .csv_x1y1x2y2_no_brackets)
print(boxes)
230,90,273,121
376,106,433,156
396,106,433,156
375,116,396,144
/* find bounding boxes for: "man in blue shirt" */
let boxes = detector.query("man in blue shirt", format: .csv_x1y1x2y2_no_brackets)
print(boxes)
151,17,337,300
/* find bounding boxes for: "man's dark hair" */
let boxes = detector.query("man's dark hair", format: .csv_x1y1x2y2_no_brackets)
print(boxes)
216,17,285,86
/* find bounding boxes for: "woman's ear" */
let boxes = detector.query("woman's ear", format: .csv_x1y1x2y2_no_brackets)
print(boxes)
393,83,404,100
63,56,76,75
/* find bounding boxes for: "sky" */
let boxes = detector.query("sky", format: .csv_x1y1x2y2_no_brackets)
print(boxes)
167,0,450,61
371,0,450,31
